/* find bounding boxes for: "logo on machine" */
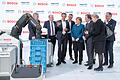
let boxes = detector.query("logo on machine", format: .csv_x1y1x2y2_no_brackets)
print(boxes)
51,3,59,6
95,5,104,7
38,3,48,6
79,4,88,7
7,2,18,5
21,2,30,5
67,3,76,6
5,10,15,13
81,12,90,14
23,10,33,13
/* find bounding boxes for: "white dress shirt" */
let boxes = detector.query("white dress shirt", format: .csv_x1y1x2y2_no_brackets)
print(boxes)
62,20,66,35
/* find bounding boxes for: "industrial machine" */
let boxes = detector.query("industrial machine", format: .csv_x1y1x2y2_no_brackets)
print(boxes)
0,13,43,79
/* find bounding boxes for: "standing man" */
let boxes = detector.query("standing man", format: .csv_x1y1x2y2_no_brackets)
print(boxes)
28,13,40,40
103,12,116,68
83,14,94,69
43,15,57,66
56,13,70,66
66,14,75,60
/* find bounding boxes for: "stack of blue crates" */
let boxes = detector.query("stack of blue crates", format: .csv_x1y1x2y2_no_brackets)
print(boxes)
30,39,47,73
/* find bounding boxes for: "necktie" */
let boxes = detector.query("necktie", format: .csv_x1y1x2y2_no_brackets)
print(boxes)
51,22,54,36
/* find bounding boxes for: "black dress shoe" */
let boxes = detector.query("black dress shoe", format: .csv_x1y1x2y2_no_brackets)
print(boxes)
84,63,89,66
62,61,66,64
73,61,78,64
94,67,103,71
93,60,96,64
56,62,61,66
103,62,108,66
86,61,88,63
79,62,82,65
87,65,93,70
108,64,113,68
70,57,74,61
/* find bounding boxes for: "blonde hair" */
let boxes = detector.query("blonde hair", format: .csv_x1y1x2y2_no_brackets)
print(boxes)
91,14,99,19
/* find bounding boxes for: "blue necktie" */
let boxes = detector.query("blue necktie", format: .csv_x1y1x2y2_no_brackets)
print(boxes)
51,22,54,35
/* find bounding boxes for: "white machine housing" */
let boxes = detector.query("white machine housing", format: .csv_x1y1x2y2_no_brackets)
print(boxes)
0,33,20,65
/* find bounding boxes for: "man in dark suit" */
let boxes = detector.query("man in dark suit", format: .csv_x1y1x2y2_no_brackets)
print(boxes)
43,15,57,56
66,14,75,60
28,13,40,40
103,12,116,68
83,14,94,69
56,13,70,66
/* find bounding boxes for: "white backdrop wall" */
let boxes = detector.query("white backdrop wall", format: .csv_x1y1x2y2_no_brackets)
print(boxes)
0,0,120,47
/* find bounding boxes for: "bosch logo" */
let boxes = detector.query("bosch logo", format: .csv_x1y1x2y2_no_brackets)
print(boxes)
95,5,104,7
7,2,18,5
23,10,33,13
7,20,17,23
112,13,117,15
40,21,45,24
23,31,29,34
52,11,62,14
81,12,90,14
38,3,48,5
67,4,76,6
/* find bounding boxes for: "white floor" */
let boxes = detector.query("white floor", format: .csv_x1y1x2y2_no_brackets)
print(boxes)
16,40,120,80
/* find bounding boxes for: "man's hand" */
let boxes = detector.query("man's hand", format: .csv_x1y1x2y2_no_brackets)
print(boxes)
104,19,107,23
82,36,86,40
64,28,68,31
76,38,79,41
85,31,88,34
32,36,35,39
57,22,61,26
72,37,75,41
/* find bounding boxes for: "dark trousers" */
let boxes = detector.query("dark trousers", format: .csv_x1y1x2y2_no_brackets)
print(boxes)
104,40,114,64
49,36,56,55
86,38,94,66
58,35,68,62
20,40,23,64
68,33,73,58
73,42,83,63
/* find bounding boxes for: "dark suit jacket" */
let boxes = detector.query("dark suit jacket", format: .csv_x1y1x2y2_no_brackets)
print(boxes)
66,20,75,32
28,20,40,40
105,19,116,41
56,20,70,39
84,21,93,40
43,20,57,37
90,19,106,42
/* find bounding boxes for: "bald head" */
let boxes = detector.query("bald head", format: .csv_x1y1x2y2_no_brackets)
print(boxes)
48,15,54,21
